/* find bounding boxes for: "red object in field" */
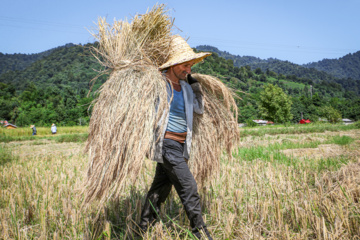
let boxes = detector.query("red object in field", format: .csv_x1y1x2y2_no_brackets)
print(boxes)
299,119,311,124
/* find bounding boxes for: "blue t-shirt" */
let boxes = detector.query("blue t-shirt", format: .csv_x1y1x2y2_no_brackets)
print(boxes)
166,87,187,133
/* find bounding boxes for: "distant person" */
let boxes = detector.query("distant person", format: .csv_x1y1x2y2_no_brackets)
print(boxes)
51,123,57,134
30,125,37,135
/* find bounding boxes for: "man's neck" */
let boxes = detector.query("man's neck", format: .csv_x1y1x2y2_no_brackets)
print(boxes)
165,71,180,85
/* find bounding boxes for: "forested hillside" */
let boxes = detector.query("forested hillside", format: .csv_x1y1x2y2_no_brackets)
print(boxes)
196,45,360,91
192,51,360,123
0,43,107,126
0,43,104,91
304,51,360,80
1,43,359,127
0,44,74,75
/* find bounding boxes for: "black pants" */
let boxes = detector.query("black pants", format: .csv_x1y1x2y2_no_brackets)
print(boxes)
140,139,211,239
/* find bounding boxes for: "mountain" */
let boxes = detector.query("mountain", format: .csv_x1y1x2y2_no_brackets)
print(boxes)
0,43,105,92
0,43,103,126
196,45,360,81
0,43,76,75
191,50,360,122
304,51,360,80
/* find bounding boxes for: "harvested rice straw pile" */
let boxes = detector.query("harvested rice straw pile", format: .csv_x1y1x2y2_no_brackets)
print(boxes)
83,5,172,204
191,73,239,185
82,4,240,205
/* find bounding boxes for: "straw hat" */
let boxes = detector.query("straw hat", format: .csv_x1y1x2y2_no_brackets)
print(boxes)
30,125,34,128
159,35,211,70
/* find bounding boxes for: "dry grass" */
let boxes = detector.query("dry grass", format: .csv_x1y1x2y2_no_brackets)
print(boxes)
1,128,360,239
281,144,344,160
0,141,87,239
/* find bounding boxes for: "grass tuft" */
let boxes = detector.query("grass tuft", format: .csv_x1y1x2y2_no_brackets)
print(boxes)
332,135,354,145
0,144,18,165
55,133,88,143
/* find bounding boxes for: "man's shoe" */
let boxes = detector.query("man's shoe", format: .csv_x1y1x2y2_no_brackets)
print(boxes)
192,227,213,240
133,223,149,237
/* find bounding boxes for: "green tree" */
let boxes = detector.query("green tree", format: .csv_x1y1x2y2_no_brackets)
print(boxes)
290,97,305,122
259,74,267,82
238,103,258,123
255,67,263,75
257,84,293,124
320,106,342,123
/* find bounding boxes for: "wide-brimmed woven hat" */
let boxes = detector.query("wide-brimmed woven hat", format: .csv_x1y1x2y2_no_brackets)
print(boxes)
159,35,211,70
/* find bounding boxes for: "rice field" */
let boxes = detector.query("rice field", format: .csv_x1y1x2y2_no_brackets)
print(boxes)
0,126,88,137
1,124,359,239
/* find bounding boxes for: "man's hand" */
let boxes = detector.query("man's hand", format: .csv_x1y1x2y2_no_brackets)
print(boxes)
187,74,198,85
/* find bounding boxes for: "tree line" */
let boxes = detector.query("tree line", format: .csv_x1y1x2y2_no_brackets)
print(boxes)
192,51,360,123
0,43,359,126
0,81,93,126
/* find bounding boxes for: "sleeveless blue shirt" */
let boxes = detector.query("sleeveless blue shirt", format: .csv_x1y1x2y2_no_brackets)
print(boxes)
166,87,187,133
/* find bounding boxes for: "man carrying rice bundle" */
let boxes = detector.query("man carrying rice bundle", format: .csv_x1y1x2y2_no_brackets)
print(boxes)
138,36,213,240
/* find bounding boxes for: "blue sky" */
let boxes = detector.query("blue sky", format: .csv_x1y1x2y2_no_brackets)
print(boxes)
1,0,359,64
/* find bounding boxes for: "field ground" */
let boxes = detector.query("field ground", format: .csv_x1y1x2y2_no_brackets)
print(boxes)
1,124,360,239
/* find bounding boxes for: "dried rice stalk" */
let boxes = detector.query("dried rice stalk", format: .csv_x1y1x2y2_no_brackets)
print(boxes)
191,73,240,186
321,161,360,203
89,4,172,70
83,5,172,204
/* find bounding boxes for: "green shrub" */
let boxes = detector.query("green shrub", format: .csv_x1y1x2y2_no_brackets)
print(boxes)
245,119,258,127
319,106,342,123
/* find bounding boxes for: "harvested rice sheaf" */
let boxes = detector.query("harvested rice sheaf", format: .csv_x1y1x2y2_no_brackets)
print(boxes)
191,73,239,185
90,4,172,71
84,67,168,204
83,5,172,204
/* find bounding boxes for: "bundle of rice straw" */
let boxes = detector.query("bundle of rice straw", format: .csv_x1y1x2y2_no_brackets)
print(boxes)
190,73,239,186
83,5,172,204
82,4,239,205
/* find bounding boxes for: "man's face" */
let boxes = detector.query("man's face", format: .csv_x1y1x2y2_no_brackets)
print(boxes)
171,60,195,80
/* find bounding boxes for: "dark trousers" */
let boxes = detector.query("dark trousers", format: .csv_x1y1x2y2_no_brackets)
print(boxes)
140,139,211,238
